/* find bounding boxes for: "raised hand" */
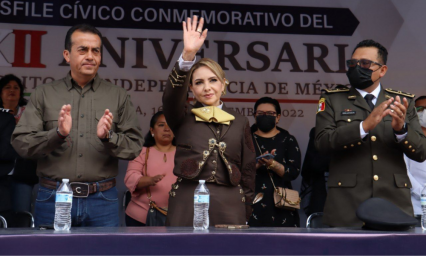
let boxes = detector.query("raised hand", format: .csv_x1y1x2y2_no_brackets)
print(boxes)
58,104,72,136
388,95,408,131
97,109,113,139
362,98,393,133
182,15,208,61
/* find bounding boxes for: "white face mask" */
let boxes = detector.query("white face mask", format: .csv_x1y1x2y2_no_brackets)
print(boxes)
418,111,426,128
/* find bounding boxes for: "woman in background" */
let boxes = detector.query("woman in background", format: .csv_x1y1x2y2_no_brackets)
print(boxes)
249,97,301,227
124,111,176,226
0,74,38,215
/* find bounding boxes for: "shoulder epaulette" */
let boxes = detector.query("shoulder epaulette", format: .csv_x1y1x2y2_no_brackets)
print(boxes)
384,88,415,98
323,88,350,93
0,108,10,113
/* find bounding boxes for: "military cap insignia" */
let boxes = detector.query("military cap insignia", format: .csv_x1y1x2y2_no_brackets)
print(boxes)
384,88,415,98
317,98,325,113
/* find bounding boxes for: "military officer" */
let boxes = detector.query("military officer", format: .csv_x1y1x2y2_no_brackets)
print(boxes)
315,39,426,227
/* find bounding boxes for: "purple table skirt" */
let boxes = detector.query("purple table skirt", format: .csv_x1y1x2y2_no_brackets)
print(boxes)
0,227,425,255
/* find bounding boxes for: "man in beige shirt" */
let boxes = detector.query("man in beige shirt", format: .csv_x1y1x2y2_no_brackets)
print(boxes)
11,24,143,227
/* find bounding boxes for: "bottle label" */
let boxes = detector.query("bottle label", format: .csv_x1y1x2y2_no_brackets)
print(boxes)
56,193,72,203
421,197,426,206
194,195,209,203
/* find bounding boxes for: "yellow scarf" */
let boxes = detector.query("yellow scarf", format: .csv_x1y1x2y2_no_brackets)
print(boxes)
191,106,235,125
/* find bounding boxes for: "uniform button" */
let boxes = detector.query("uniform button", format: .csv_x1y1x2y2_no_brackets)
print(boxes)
347,119,351,122
351,144,354,147
338,182,342,186
373,175,379,181
80,114,84,118
371,136,377,142
344,146,347,149
79,153,83,157
212,171,216,175
82,95,85,98
404,141,408,144
409,145,412,149
80,133,83,137
78,175,82,178
214,150,217,153
217,130,220,134
212,160,217,164
358,142,361,145
412,149,416,153
373,155,378,160
404,183,408,187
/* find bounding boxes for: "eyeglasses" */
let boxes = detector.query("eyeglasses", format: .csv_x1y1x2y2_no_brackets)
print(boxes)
346,59,383,69
416,106,426,112
255,111,277,116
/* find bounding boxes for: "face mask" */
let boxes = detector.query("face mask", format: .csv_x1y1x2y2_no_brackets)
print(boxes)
346,65,374,90
418,111,426,128
256,115,276,133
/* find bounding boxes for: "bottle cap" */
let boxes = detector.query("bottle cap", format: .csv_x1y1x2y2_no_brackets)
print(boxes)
199,180,205,184
62,178,69,183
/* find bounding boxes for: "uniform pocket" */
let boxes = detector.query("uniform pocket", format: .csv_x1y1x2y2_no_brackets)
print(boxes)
394,174,412,188
328,173,357,188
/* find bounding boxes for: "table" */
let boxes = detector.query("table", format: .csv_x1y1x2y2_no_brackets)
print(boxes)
0,227,425,255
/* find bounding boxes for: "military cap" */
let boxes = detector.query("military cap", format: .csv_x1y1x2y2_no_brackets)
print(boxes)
356,198,417,231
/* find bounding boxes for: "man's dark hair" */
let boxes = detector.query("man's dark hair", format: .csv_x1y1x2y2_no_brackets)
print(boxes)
254,97,281,114
0,74,28,108
352,39,388,65
415,96,426,104
64,24,103,51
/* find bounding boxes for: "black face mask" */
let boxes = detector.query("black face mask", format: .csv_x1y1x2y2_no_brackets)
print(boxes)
346,65,374,90
256,115,276,133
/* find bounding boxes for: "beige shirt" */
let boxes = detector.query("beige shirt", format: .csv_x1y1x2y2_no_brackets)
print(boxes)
11,73,143,182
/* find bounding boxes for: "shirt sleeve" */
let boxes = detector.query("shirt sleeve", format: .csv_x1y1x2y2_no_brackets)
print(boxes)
11,87,68,159
178,54,196,71
124,148,146,194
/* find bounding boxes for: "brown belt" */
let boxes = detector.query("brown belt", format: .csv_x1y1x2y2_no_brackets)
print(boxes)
40,178,116,198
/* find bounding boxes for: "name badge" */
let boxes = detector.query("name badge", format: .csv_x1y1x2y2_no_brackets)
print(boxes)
341,109,356,116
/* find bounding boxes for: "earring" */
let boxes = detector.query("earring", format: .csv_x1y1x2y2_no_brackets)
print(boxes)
152,134,154,137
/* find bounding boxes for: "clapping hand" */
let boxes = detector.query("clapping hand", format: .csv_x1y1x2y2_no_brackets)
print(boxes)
97,109,113,139
58,104,72,136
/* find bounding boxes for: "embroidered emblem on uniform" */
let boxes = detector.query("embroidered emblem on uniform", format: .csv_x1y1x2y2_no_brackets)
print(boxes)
317,98,326,113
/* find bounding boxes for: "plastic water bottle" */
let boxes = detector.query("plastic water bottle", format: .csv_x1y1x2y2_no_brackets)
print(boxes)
421,183,426,230
54,179,73,231
194,180,210,230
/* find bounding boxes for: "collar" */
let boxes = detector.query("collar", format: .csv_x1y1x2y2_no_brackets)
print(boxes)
65,72,100,91
356,83,381,99
201,101,223,109
191,106,235,125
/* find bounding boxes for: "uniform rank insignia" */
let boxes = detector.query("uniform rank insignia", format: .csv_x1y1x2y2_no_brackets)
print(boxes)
341,109,356,116
317,98,325,113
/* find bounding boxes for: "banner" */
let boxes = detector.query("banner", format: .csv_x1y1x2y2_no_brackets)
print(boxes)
1,0,425,196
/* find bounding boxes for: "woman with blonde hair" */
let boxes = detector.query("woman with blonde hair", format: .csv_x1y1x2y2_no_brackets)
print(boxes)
163,16,256,226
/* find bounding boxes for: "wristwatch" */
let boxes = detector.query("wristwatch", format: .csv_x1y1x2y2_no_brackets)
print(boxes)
394,123,407,135
100,130,113,142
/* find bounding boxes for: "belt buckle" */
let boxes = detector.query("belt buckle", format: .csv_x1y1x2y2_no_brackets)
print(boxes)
70,182,90,198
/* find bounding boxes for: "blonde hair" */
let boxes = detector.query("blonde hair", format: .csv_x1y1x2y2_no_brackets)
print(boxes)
189,58,229,96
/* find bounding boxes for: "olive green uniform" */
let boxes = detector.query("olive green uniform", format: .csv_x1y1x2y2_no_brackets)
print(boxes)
315,86,426,227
